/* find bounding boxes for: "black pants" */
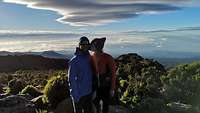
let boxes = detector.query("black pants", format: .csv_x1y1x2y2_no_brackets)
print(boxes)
94,87,110,113
73,94,92,113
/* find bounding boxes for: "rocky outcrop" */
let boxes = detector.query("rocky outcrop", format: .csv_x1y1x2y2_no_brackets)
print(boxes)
0,94,8,99
116,53,166,75
115,53,166,109
0,95,36,113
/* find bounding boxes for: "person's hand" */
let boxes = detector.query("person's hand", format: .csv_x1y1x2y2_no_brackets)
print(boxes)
110,90,115,97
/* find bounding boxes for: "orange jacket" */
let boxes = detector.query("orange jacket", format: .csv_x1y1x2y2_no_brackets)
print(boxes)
90,52,116,90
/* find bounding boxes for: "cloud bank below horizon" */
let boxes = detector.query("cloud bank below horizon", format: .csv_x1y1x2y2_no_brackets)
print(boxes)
0,26,200,54
3,0,198,26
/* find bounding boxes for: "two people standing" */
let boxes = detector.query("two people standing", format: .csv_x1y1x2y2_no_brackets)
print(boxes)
68,36,116,113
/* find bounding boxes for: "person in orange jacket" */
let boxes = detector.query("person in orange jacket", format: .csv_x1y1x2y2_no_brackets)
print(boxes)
90,37,116,113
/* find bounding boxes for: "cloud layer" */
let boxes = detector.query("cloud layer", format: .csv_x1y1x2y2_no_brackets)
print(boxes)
0,27,200,54
121,26,200,34
0,30,154,52
3,0,195,26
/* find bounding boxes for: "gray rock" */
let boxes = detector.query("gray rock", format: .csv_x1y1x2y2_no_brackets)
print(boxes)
0,94,9,99
168,102,192,111
0,95,36,113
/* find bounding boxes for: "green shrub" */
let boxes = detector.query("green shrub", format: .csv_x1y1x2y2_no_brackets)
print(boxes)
134,97,166,113
6,79,25,95
20,85,43,98
162,61,200,106
116,54,166,112
43,71,70,109
120,66,165,109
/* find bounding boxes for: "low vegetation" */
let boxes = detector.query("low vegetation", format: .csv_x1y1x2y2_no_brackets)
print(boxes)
0,54,200,113
43,71,70,109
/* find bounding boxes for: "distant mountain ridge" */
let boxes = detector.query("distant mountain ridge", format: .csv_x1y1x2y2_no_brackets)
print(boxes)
0,54,68,72
0,51,67,59
0,51,200,72
2,50,200,59
41,51,67,59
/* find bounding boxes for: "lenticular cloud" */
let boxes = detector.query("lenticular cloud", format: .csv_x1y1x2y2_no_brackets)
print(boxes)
3,0,197,26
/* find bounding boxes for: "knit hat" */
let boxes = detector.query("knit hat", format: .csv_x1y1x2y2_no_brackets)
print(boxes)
79,36,90,45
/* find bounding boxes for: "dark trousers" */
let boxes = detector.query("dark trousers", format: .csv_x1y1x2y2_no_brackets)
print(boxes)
94,87,110,113
73,94,92,113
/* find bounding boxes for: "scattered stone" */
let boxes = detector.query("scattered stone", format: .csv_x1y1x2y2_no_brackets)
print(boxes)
0,95,36,113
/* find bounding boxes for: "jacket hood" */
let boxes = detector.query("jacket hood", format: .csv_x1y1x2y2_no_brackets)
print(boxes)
90,37,106,51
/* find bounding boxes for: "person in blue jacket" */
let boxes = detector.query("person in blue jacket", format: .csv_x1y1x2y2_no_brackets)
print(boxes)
68,36,93,113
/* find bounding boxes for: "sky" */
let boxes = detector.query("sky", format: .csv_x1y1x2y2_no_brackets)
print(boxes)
0,0,200,57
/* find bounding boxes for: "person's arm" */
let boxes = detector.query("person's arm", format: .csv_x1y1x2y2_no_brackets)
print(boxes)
68,59,80,102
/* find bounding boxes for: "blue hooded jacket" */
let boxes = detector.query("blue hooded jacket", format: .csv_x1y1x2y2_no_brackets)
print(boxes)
68,48,92,102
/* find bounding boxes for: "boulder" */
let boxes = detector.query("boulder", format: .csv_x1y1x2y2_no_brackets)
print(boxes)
167,102,194,113
0,94,9,99
0,95,36,113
